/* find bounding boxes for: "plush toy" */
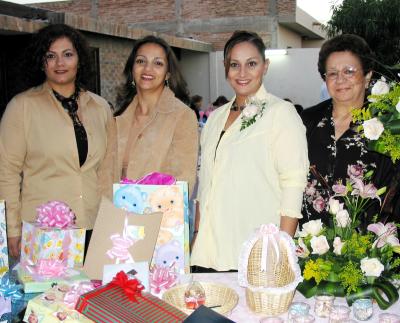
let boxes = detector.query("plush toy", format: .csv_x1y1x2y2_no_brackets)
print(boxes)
114,186,147,213
154,240,184,271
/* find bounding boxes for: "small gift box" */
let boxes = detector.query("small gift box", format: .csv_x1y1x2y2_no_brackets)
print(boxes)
76,271,187,323
0,270,30,322
0,200,9,278
24,282,95,322
18,260,90,293
20,201,85,268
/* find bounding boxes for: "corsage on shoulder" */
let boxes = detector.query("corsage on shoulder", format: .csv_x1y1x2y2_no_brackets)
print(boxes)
240,97,267,131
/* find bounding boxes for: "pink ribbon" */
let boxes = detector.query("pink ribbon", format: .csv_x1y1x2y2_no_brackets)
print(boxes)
22,259,67,278
63,282,95,308
120,172,176,185
149,265,178,294
106,234,135,262
36,201,75,228
259,224,280,272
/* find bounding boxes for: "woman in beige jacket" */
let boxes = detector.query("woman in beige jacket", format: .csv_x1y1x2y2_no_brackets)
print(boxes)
0,24,113,258
114,36,198,194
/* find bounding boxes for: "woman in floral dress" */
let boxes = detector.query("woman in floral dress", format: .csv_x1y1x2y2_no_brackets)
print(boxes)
300,34,396,228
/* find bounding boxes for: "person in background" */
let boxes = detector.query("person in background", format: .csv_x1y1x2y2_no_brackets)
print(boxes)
0,24,114,258
300,34,396,228
211,95,229,109
190,94,202,121
191,30,309,271
114,35,199,194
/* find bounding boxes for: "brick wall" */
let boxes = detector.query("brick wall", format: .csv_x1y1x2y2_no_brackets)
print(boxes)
84,32,133,105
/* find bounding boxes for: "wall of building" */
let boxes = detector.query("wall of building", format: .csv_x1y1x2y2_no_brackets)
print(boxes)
33,0,297,49
180,49,210,109
209,47,323,109
277,25,302,49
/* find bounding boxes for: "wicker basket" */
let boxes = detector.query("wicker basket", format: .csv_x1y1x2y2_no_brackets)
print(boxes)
238,224,302,316
162,282,239,315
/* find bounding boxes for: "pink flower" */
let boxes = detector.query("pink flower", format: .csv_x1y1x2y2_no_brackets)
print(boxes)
368,222,400,248
312,196,326,213
310,235,330,255
305,181,317,196
347,164,364,179
332,182,347,196
351,178,380,202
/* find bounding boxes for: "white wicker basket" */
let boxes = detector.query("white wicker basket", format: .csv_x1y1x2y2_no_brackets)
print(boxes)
238,223,303,315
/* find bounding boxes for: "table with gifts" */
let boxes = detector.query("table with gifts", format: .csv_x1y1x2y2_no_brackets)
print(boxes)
191,272,400,323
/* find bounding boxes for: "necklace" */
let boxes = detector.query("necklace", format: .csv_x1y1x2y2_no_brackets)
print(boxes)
230,100,246,111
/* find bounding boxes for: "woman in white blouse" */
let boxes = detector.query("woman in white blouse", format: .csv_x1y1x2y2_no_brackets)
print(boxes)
191,31,309,271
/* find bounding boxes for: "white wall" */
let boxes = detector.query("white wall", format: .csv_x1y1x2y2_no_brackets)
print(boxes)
209,48,325,108
180,49,210,109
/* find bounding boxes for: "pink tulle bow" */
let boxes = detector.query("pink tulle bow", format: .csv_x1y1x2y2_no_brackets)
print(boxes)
36,259,67,277
63,282,95,308
120,172,176,185
36,201,75,228
149,265,178,294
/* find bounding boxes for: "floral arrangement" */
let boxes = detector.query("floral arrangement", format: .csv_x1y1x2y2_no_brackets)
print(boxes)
240,98,267,131
352,77,400,162
296,165,400,309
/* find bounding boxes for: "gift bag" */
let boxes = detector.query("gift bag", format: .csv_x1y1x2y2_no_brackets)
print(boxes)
0,200,9,278
20,201,85,268
83,198,162,280
113,181,190,274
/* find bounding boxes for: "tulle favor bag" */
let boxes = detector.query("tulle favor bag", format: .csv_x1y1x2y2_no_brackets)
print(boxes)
238,224,303,315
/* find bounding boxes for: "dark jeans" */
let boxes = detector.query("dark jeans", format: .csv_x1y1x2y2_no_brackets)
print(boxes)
191,266,237,273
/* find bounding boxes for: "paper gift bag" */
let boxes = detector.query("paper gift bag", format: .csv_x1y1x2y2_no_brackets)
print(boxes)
83,198,162,280
0,201,9,278
113,182,190,274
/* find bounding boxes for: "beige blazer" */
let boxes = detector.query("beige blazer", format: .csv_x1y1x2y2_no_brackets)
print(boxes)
0,82,114,237
115,87,199,195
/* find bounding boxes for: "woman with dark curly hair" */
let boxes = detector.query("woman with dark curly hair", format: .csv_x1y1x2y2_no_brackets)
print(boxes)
114,35,198,194
300,34,396,228
0,24,114,258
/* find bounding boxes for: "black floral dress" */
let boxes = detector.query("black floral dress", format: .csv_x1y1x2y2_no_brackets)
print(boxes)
300,99,396,228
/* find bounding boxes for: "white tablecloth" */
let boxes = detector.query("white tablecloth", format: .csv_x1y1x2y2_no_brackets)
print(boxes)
190,273,400,323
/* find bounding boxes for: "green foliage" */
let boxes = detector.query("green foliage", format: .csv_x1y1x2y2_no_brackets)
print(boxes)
303,258,333,284
325,0,400,67
342,232,373,259
338,261,364,294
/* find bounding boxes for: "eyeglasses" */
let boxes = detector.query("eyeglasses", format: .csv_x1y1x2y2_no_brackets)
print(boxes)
324,66,358,81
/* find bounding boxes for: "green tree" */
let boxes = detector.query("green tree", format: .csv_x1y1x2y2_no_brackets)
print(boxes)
325,0,400,71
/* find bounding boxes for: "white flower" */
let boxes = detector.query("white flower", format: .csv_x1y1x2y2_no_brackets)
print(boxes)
242,104,259,119
333,237,344,255
336,209,351,228
296,238,310,258
363,118,384,140
328,198,342,215
299,219,323,237
371,77,390,96
310,235,330,255
360,257,384,277
396,99,400,113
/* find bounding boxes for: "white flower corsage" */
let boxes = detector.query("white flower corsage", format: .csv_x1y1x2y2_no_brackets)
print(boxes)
240,98,267,131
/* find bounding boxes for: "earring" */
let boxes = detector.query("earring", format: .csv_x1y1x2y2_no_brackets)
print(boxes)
165,79,169,87
131,79,136,87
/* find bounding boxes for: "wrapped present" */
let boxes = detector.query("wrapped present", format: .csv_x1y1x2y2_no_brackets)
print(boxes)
76,271,187,323
0,201,9,278
0,270,29,322
18,261,90,293
20,201,85,268
83,198,162,280
113,178,190,274
103,262,150,292
24,282,95,322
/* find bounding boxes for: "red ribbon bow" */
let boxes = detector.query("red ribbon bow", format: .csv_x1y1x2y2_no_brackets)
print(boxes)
110,271,144,302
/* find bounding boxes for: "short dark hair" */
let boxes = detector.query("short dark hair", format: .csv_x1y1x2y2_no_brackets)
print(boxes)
318,34,374,80
212,95,229,107
21,23,92,90
115,35,190,116
223,31,266,78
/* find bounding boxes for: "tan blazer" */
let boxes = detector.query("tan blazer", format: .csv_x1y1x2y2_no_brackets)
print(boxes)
0,82,114,237
115,87,199,195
